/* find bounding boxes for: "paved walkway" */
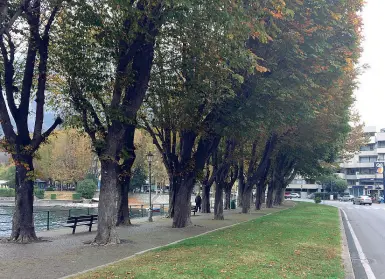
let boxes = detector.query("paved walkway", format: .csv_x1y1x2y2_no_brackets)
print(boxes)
0,202,294,279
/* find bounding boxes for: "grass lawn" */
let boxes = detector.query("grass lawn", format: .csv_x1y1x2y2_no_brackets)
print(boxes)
75,203,343,279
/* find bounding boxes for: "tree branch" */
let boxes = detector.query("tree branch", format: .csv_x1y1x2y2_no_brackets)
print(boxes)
31,116,62,152
0,73,16,141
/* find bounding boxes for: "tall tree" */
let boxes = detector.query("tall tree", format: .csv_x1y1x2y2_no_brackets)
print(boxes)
53,0,164,244
0,0,64,242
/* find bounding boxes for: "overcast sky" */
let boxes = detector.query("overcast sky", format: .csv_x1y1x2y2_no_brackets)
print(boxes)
355,0,385,129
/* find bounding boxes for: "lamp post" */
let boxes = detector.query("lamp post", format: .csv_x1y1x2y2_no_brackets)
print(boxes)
147,151,154,222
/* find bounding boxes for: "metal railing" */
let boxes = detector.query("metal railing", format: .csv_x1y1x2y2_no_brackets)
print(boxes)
0,203,168,235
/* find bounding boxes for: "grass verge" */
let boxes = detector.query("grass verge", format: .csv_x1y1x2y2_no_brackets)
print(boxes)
75,203,342,279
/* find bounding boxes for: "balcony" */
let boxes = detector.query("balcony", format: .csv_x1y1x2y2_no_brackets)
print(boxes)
359,150,378,156
342,162,376,168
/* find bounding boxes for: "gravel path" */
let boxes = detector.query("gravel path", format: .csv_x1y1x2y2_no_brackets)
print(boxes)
0,202,294,279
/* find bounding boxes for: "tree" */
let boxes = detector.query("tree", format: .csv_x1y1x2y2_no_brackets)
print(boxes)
34,129,94,186
130,166,147,191
0,0,64,242
77,179,97,199
317,175,348,194
53,0,164,244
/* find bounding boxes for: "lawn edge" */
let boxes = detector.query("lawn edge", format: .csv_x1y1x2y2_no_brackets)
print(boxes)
339,208,355,279
59,205,295,279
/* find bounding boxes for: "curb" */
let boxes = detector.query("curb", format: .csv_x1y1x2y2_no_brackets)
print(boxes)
59,205,294,279
339,209,355,279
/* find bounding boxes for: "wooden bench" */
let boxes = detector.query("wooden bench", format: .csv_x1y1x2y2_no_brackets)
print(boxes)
64,214,98,234
191,205,197,216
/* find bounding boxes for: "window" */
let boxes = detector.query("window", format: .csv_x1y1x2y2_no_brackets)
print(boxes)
347,168,357,175
378,141,385,148
347,180,356,185
379,154,385,161
359,156,377,163
360,144,375,151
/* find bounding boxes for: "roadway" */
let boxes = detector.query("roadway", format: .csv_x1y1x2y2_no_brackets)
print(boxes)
298,198,385,279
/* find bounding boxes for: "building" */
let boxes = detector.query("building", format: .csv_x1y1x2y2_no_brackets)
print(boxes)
338,126,385,197
286,175,321,197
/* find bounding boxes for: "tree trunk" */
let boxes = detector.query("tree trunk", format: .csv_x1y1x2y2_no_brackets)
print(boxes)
214,184,224,220
11,154,38,243
172,177,194,228
94,160,120,245
201,183,211,213
168,175,179,218
274,186,285,206
116,178,131,226
238,162,245,208
224,187,231,210
116,126,135,226
255,181,264,210
241,186,252,213
266,183,275,208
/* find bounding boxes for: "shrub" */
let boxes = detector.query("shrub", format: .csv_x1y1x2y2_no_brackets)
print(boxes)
50,194,56,200
314,197,322,204
46,187,54,191
0,188,15,197
76,179,97,199
72,193,81,200
34,189,45,199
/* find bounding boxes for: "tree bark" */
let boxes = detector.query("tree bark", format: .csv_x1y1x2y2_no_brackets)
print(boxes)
214,184,224,220
116,126,135,226
266,183,275,208
94,160,120,245
255,181,264,210
172,177,194,228
11,154,37,243
241,185,252,213
274,186,285,206
201,183,211,213
224,187,231,210
237,161,245,208
116,178,131,226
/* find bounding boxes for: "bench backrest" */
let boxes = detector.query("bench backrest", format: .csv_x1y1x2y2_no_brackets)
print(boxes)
67,214,98,224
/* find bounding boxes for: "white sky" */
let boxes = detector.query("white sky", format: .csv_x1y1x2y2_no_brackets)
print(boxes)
355,0,385,129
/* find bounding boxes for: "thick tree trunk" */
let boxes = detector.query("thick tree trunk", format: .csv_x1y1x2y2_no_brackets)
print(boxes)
266,183,275,208
11,154,37,243
94,160,120,245
116,178,131,226
255,181,264,210
214,184,224,220
241,186,252,213
274,186,285,206
172,177,194,228
201,183,211,213
224,187,231,210
116,126,135,226
238,163,245,208
168,175,179,218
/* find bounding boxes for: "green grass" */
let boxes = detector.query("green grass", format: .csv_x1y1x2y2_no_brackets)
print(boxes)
76,203,343,279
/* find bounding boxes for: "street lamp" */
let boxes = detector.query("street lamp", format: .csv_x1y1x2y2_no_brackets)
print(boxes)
147,151,154,222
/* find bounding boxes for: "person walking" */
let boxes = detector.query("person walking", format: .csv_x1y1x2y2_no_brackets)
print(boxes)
195,193,202,212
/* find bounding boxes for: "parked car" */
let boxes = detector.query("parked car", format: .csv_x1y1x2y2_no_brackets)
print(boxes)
284,192,292,199
290,193,300,198
353,196,372,205
339,194,354,202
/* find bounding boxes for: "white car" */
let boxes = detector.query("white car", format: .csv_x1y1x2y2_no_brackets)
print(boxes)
353,196,372,205
290,193,300,198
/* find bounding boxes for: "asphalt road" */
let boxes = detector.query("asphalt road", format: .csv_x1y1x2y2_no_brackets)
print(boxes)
313,199,385,279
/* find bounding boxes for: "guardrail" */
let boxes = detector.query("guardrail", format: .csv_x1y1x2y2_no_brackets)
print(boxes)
0,203,168,234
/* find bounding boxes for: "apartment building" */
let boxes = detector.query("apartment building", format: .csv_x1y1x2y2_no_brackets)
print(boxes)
338,126,385,197
286,175,320,197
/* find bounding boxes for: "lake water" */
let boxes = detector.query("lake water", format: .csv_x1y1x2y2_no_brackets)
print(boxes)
0,205,166,236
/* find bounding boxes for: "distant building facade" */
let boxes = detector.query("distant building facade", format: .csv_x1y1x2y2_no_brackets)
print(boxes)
337,126,385,197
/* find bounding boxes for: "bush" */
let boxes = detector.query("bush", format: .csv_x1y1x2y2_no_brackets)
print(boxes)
76,179,97,199
0,188,15,197
72,193,81,200
34,189,45,199
46,187,54,191
314,197,322,204
50,194,56,200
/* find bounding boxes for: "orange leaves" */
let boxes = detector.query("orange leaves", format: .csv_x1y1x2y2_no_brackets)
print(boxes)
256,64,269,73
